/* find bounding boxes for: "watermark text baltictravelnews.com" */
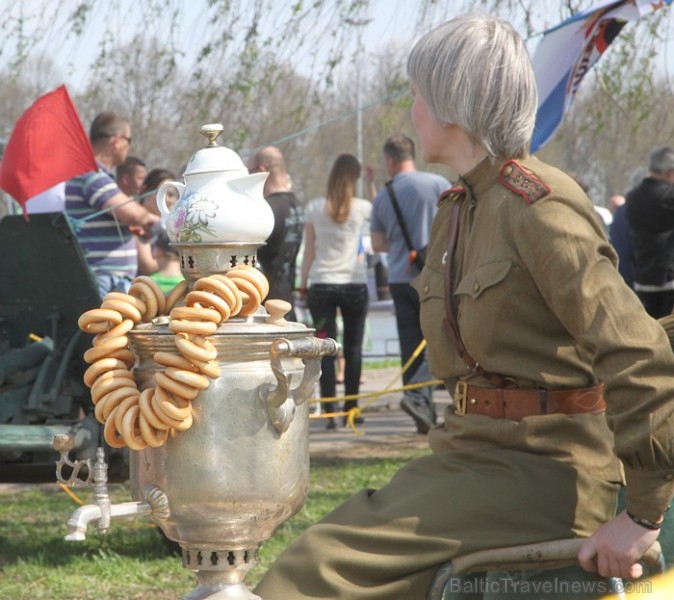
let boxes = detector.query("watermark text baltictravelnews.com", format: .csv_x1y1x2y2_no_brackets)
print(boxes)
448,575,653,595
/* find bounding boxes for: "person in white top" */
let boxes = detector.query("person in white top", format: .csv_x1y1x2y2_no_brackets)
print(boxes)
300,154,372,429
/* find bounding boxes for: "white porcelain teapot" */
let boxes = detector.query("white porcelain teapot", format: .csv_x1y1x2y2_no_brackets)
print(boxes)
157,124,274,244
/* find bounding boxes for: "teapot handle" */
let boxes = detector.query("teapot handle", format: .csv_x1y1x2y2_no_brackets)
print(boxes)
157,181,185,222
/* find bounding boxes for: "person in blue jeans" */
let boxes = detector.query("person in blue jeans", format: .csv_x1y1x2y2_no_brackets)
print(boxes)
300,154,372,429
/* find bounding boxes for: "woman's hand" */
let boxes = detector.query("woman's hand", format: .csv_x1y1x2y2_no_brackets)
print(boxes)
578,511,661,579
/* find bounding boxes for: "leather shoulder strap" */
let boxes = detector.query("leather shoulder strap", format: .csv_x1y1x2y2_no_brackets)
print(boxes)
443,194,510,388
385,181,416,254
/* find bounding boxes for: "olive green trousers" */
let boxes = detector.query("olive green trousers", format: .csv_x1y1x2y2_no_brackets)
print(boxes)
254,448,618,600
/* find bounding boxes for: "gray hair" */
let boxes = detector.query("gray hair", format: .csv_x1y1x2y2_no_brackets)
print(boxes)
407,13,538,161
648,146,674,175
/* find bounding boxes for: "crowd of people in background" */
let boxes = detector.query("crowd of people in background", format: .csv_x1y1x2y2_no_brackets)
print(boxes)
8,103,674,436
24,107,453,433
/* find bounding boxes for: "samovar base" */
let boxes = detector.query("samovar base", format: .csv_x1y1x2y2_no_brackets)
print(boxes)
183,572,260,600
179,545,261,599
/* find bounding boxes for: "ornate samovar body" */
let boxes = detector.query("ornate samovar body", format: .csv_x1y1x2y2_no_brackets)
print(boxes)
55,124,338,600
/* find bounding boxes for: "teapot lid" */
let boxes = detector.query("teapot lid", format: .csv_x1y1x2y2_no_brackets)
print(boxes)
183,124,248,176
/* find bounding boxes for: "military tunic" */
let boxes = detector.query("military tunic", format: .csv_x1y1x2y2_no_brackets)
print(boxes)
254,156,674,600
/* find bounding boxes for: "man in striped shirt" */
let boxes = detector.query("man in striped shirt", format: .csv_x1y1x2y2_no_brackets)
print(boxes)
66,112,158,297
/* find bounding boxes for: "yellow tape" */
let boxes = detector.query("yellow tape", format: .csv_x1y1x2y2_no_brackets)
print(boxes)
309,338,442,434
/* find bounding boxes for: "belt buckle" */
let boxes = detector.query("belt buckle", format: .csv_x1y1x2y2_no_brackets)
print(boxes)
454,380,468,415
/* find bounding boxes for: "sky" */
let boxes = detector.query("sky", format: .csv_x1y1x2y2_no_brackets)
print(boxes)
1,1,443,89
4,0,674,93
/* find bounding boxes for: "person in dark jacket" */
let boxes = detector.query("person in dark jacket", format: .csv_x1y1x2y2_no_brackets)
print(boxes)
626,146,674,318
247,146,305,320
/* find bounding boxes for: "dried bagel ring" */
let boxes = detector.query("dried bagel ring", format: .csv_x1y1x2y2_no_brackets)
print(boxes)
83,335,129,364
154,385,193,420
104,413,126,448
129,276,166,321
174,333,217,362
93,319,134,343
169,409,193,431
119,404,148,451
100,298,143,323
138,411,169,448
164,366,210,390
106,349,136,368
193,277,241,318
104,394,139,449
129,281,158,321
138,388,171,430
155,371,200,400
225,272,263,316
113,396,141,434
154,351,199,372
168,319,218,335
189,358,221,379
170,306,221,323
151,388,192,429
84,358,129,387
165,280,189,313
103,291,147,314
196,276,242,317
91,370,136,404
184,289,232,322
133,275,167,315
227,264,268,294
174,412,193,431
95,386,139,424
230,265,270,299
78,308,123,334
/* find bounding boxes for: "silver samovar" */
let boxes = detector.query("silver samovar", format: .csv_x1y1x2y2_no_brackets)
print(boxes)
54,124,339,599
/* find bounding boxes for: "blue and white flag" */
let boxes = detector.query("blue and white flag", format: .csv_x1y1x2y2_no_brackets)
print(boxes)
531,0,672,153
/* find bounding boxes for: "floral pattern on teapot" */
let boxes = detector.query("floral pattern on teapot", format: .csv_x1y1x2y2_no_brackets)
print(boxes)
171,192,219,242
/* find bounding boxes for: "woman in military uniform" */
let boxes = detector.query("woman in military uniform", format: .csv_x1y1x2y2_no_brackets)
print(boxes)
254,13,674,599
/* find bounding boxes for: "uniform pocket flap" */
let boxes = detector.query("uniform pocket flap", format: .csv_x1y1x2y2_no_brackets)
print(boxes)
455,261,512,299
413,268,445,302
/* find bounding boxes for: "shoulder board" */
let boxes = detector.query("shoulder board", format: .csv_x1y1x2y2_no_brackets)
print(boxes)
438,185,465,206
498,160,551,205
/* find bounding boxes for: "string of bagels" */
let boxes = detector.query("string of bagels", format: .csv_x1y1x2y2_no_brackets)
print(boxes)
77,265,270,451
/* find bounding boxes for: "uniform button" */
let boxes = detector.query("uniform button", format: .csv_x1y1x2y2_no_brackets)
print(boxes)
665,473,674,481
423,285,430,293
503,165,513,176
473,282,480,292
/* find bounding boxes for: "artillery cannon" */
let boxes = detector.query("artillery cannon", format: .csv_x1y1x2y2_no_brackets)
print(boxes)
0,212,105,480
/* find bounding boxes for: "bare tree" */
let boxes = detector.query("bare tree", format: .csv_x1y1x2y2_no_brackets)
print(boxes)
2,0,674,208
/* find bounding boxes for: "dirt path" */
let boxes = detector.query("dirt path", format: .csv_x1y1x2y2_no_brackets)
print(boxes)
308,366,449,459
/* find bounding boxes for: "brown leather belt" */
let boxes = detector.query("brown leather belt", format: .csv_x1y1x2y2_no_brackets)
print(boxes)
453,381,606,420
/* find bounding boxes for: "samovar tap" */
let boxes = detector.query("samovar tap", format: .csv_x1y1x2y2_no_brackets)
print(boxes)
54,435,168,541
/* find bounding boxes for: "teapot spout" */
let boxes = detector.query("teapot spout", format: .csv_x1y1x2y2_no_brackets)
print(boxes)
228,172,269,202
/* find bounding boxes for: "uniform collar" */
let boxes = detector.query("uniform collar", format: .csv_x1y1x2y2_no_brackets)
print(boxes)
457,156,502,200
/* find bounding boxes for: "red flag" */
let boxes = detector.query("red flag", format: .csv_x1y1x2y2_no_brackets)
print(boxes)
0,85,97,217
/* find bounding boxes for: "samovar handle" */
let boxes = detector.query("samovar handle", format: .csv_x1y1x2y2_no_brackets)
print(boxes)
260,337,340,434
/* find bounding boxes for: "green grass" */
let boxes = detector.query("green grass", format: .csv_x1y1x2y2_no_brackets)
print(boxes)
0,451,427,599
362,358,401,370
